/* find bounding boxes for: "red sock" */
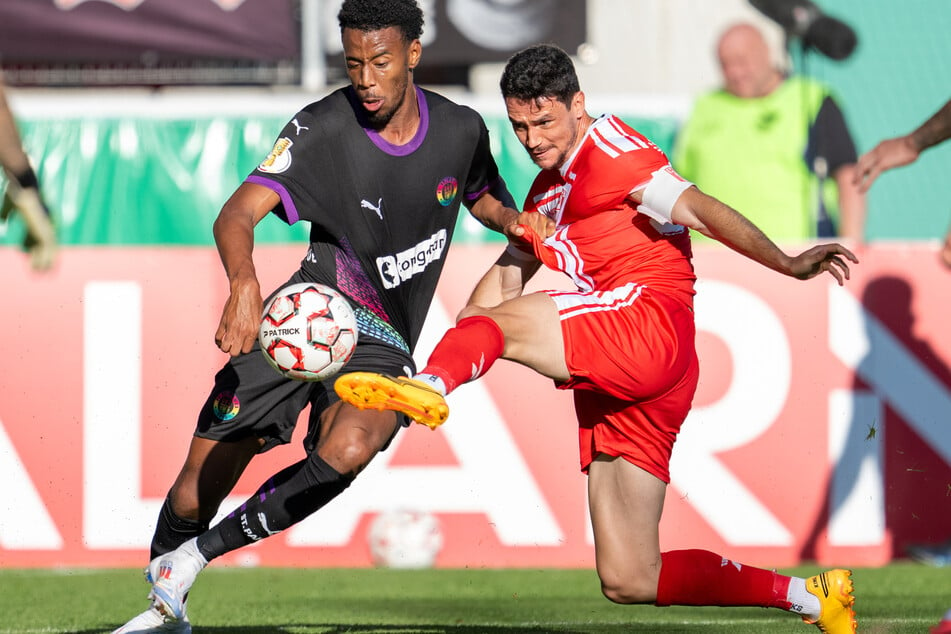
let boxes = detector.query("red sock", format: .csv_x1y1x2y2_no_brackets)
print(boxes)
420,315,504,394
655,549,792,609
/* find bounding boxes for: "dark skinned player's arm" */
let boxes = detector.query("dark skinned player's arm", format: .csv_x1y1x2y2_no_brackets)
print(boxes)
211,182,279,355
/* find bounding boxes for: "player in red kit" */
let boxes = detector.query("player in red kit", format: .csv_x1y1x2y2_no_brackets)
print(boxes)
337,44,859,633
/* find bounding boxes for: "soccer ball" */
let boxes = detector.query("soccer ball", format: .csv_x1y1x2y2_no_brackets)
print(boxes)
258,282,358,381
368,509,443,569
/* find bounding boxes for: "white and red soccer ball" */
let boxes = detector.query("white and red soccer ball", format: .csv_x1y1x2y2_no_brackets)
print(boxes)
258,282,358,381
368,509,444,569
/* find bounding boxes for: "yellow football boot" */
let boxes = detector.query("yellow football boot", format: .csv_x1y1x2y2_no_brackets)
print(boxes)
334,372,449,429
802,569,856,633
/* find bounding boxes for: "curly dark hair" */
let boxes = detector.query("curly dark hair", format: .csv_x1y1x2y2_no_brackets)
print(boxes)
337,0,424,42
500,44,580,107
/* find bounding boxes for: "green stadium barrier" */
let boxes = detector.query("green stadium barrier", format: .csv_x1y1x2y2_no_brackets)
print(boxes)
0,113,677,247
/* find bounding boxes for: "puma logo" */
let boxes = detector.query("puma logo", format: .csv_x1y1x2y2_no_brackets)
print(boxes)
291,118,309,135
258,512,280,536
361,198,384,220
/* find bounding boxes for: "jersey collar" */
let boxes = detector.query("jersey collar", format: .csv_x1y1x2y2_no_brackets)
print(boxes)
349,85,429,157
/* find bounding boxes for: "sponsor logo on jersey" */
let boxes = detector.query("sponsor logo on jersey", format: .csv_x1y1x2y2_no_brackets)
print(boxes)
212,390,240,421
376,229,447,289
258,137,293,174
436,176,458,207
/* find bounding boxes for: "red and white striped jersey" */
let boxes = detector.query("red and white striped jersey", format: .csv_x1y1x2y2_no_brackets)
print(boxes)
520,114,696,309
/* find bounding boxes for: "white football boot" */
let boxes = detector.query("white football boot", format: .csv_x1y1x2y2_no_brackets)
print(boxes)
148,538,208,622
111,605,191,633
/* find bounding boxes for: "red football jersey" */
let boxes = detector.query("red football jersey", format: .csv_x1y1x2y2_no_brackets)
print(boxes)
520,114,696,308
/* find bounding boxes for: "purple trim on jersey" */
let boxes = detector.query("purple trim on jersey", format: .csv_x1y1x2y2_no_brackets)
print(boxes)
466,179,493,202
347,86,429,157
246,175,300,225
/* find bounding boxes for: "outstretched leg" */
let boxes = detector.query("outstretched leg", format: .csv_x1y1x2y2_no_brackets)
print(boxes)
336,293,566,426
587,454,855,633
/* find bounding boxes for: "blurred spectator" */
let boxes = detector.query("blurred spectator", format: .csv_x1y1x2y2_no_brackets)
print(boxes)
674,22,865,243
855,97,951,268
0,73,56,270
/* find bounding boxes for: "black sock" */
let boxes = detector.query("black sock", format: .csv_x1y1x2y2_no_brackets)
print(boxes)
150,497,210,561
196,454,353,561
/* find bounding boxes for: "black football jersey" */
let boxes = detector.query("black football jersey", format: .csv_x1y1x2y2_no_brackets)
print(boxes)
247,86,500,353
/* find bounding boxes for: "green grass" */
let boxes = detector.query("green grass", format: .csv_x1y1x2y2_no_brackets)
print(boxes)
0,563,946,633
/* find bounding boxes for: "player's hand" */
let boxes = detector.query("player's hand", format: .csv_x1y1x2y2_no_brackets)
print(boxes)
854,136,919,193
786,243,859,285
504,211,555,242
25,232,56,271
215,276,263,355
22,213,57,271
3,185,57,271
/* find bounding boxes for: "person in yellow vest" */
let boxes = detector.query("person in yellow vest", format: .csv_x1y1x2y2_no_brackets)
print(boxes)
674,22,865,243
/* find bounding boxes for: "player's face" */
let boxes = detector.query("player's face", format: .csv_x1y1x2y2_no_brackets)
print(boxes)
505,92,587,171
342,26,421,127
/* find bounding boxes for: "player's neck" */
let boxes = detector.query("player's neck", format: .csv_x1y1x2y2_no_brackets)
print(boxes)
577,114,596,145
378,85,421,146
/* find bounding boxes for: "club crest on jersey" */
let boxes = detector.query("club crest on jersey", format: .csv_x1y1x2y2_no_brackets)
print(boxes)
436,176,458,207
212,391,240,421
532,183,570,223
258,137,293,174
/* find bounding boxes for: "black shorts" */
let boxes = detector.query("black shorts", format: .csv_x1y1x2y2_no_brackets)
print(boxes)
195,335,416,453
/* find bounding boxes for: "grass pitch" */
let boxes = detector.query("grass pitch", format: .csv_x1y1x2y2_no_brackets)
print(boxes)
0,563,947,633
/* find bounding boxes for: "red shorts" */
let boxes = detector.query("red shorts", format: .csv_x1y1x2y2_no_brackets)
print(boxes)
546,282,699,483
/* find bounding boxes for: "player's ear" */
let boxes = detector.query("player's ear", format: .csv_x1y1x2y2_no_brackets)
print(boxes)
571,90,585,115
569,90,586,119
407,39,422,71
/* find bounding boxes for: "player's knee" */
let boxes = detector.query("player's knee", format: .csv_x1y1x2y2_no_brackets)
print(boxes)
598,572,657,605
457,304,491,322
315,428,380,476
306,447,359,490
316,404,399,476
331,440,376,475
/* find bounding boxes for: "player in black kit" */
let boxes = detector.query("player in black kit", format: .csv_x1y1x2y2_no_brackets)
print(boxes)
112,1,553,631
